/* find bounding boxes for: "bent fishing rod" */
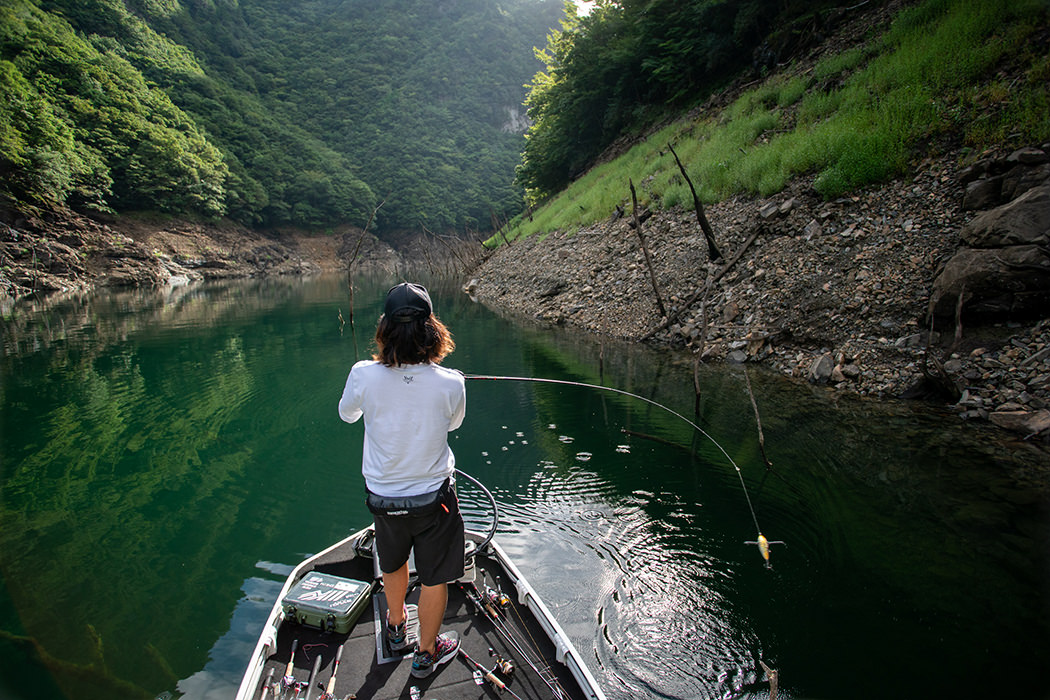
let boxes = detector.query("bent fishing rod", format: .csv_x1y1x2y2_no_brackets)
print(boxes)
464,373,782,566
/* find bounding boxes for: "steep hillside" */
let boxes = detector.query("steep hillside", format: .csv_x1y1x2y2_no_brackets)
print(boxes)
468,0,1050,441
1,0,563,234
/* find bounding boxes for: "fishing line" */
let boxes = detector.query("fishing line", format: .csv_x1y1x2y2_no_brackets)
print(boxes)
461,581,570,700
464,374,764,537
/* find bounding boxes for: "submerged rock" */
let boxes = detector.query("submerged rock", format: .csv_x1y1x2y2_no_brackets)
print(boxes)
989,409,1050,436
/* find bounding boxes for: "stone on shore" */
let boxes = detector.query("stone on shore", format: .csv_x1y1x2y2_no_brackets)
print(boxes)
989,409,1050,436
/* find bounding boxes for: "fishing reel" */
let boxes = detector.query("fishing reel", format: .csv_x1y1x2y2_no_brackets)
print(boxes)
489,648,515,677
469,649,515,687
280,673,297,696
483,585,511,609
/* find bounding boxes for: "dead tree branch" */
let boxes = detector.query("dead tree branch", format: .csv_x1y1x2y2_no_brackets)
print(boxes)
668,143,723,262
630,178,667,317
919,294,963,403
952,282,966,352
744,366,773,467
759,660,779,700
693,265,714,415
641,225,763,340
347,198,386,327
421,224,471,274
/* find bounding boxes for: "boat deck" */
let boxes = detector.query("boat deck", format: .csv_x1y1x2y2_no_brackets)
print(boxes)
253,535,590,700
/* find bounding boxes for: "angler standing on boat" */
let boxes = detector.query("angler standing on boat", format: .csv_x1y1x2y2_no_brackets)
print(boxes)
338,282,466,679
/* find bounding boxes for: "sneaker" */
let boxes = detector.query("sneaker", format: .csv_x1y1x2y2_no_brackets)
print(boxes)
386,606,409,651
410,631,460,678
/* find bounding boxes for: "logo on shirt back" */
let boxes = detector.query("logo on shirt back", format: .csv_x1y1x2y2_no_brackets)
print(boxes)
403,375,414,384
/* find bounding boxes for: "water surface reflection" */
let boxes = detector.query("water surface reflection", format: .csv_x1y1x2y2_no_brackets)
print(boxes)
1,275,1047,700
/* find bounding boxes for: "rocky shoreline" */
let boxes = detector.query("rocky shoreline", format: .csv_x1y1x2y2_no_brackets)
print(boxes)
3,147,1048,445
0,205,404,309
467,145,1050,443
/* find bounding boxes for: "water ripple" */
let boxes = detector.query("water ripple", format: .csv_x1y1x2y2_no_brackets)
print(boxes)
490,467,762,700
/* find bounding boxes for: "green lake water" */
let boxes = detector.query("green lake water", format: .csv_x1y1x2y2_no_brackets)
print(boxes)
1,274,1048,700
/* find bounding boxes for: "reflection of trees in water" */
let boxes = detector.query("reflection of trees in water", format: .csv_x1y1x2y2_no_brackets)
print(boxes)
1,277,332,357
0,321,259,695
0,273,404,696
0,276,383,695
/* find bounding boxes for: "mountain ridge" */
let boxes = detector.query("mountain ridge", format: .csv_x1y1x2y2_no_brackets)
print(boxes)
1,0,564,233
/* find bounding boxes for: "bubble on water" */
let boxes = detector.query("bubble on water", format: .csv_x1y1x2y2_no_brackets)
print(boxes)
558,435,574,444
547,424,557,430
481,451,489,457
516,431,524,437
616,444,631,454
539,460,556,468
576,452,592,462
501,446,509,451
520,440,528,445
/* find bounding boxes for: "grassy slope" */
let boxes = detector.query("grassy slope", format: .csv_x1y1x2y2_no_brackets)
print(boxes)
494,0,1049,245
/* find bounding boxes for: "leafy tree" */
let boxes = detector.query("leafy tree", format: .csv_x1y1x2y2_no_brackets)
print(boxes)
1,0,229,214
518,0,875,202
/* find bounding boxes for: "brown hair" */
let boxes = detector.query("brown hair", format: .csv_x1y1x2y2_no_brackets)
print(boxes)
373,313,455,366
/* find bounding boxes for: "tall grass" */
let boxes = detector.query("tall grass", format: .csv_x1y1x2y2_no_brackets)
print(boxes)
493,0,1049,246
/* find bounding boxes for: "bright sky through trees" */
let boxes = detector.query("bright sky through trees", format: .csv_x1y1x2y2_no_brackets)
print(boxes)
573,1,595,15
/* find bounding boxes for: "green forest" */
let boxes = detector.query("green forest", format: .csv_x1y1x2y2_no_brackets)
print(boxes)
0,0,564,235
2,0,1047,240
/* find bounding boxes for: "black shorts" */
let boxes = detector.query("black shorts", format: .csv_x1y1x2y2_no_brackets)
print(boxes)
372,487,465,586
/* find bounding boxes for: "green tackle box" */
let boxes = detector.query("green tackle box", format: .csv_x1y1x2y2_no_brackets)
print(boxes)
281,572,372,634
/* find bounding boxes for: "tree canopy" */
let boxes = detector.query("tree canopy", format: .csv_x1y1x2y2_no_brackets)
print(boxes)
3,0,933,236
1,0,563,235
517,0,866,202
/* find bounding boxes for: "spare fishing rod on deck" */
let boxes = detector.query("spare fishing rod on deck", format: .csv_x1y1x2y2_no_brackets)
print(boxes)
317,644,344,700
279,639,299,699
454,465,571,700
463,373,785,567
460,579,572,700
459,647,526,700
259,668,275,700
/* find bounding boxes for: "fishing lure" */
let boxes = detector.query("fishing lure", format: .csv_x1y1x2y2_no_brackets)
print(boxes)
744,533,785,568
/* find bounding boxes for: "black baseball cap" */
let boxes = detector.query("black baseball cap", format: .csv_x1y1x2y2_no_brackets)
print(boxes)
384,282,432,322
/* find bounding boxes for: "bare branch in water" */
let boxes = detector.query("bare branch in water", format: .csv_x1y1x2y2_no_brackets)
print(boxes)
759,659,779,700
745,367,773,467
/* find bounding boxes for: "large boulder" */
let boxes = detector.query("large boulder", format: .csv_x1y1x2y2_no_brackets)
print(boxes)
931,183,1050,321
960,184,1050,248
929,245,1050,319
961,147,1050,210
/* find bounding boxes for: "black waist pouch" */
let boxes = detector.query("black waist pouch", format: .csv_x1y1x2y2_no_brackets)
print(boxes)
366,478,452,517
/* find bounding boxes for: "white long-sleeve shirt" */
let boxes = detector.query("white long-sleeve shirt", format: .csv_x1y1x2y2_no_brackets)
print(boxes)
338,360,465,497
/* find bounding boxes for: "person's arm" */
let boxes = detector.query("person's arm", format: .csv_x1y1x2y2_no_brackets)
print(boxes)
448,376,466,431
338,369,364,424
